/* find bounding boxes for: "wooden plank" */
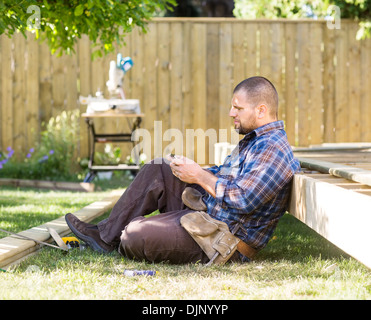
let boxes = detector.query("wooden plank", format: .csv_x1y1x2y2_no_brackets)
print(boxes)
191,23,207,163
90,55,105,141
22,34,41,156
0,190,122,269
271,23,284,121
169,22,183,131
308,23,323,145
284,23,297,146
322,25,336,143
258,22,271,78
218,22,234,164
360,36,371,141
157,22,171,141
131,27,144,106
39,41,53,124
218,22,232,138
143,23,158,159
0,178,94,192
13,33,26,156
232,22,245,87
121,31,132,99
51,54,65,118
207,22,220,137
0,34,2,152
297,23,310,146
348,23,361,142
334,27,349,142
117,33,134,159
1,36,13,150
289,173,371,269
182,22,193,160
297,157,371,187
81,112,144,118
65,46,78,112
77,35,91,159
245,22,257,78
205,22,221,164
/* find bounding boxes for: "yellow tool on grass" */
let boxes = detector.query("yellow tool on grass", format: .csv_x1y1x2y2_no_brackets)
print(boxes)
48,227,84,250
61,236,80,249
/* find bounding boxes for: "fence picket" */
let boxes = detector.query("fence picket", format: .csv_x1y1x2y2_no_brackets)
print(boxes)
1,19,370,165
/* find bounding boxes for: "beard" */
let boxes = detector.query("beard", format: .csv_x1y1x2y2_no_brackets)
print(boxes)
234,118,257,135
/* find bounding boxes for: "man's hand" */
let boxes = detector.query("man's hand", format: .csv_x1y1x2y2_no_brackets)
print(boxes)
167,155,202,184
167,155,218,198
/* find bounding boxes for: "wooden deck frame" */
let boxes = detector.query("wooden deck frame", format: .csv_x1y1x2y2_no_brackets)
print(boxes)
290,156,371,269
0,190,122,269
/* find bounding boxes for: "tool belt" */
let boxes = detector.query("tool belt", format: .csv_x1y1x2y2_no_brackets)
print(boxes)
180,210,257,265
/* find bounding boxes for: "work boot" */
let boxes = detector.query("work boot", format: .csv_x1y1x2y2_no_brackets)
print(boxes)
65,213,115,254
181,187,207,211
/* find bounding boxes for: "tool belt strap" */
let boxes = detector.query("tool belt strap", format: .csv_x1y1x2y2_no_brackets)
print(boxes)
236,239,257,259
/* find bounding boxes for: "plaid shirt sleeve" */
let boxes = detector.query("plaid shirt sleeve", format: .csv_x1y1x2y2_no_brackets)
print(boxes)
214,138,296,213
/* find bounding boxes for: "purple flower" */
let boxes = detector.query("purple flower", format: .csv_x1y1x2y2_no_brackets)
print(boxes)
29,148,35,153
0,163,2,169
26,153,32,158
49,150,54,155
38,155,49,163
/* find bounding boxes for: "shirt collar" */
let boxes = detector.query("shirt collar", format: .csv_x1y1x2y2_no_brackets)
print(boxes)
244,120,285,139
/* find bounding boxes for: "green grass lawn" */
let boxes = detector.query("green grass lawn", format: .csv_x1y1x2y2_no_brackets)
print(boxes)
1,182,371,300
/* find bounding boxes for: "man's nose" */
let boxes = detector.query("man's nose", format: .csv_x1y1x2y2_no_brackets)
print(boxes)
229,107,236,117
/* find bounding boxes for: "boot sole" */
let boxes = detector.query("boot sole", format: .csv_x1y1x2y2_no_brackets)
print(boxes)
65,214,111,254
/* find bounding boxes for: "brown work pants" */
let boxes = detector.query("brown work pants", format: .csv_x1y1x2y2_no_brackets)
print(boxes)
97,158,210,264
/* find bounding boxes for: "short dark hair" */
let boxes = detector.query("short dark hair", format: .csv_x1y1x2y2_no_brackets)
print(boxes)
233,76,279,118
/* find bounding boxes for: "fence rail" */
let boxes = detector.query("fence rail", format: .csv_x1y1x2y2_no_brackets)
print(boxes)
1,18,371,165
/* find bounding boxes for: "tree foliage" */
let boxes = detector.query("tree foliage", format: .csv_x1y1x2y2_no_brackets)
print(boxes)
234,0,371,39
0,0,176,58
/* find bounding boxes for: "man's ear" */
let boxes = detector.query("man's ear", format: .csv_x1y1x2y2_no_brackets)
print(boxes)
256,104,268,119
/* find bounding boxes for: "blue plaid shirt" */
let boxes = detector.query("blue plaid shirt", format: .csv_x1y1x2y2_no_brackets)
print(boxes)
204,121,300,258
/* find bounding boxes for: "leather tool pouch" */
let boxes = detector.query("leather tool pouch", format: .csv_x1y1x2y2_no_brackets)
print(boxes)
180,211,240,265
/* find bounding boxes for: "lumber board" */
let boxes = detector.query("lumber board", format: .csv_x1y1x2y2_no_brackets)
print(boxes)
284,22,297,146
78,35,92,160
0,178,95,192
323,25,336,143
297,23,310,146
206,22,220,138
289,173,371,269
245,22,257,78
309,22,323,145
294,150,371,164
1,35,13,150
170,22,183,131
0,190,123,269
297,157,371,187
13,33,26,155
360,36,371,141
26,33,40,150
271,22,284,122
334,26,349,142
348,23,361,142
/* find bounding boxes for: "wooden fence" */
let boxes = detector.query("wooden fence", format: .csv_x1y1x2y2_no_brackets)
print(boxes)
1,18,371,165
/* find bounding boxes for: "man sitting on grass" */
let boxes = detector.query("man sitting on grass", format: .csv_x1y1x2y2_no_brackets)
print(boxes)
65,76,300,264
